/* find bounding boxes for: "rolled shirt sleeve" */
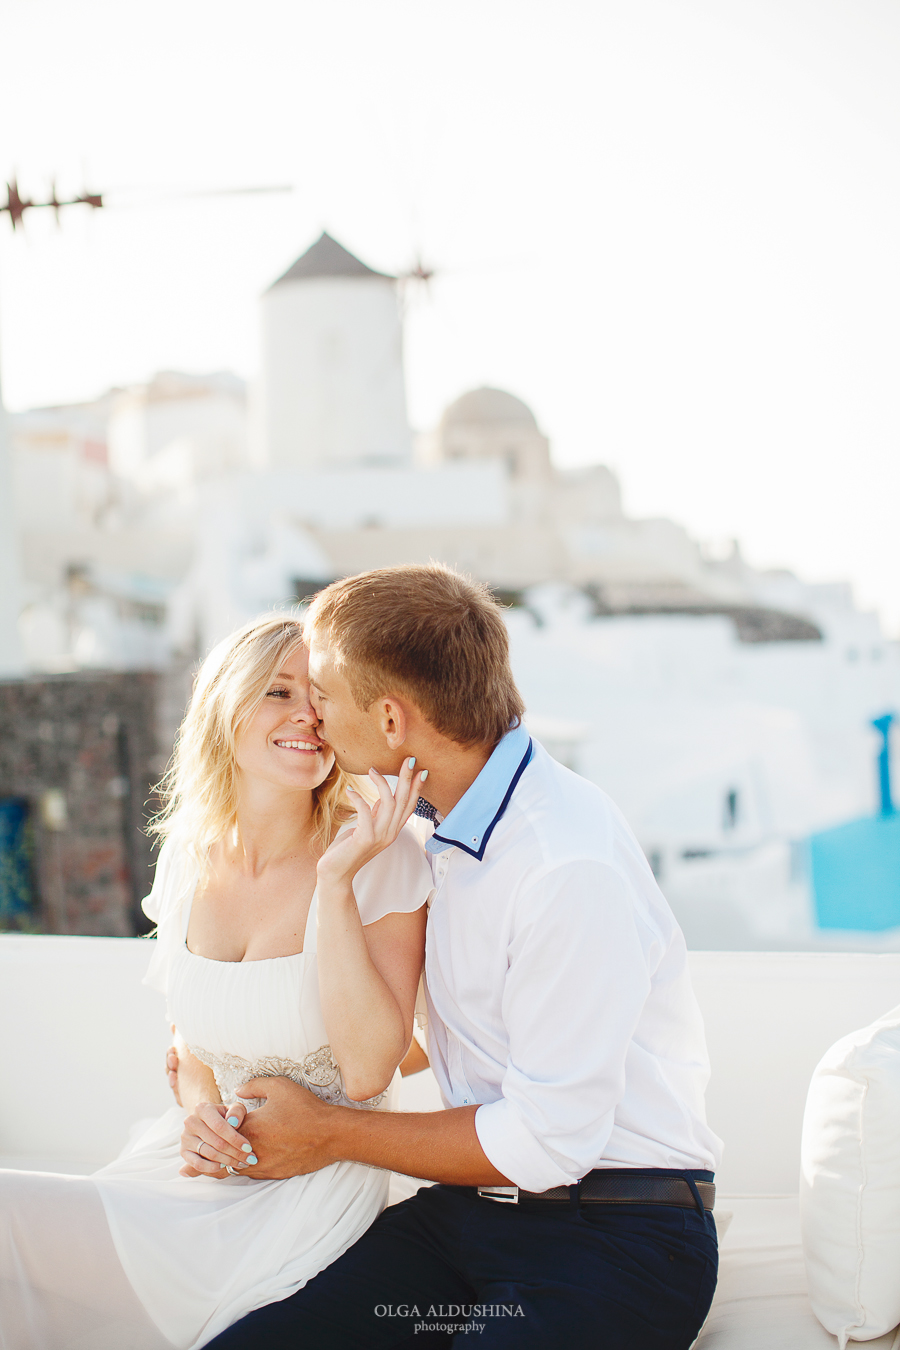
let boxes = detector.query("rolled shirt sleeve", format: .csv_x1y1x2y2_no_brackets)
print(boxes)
474,861,654,1192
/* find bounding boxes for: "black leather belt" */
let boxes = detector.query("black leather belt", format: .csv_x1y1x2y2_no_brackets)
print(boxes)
476,1171,715,1211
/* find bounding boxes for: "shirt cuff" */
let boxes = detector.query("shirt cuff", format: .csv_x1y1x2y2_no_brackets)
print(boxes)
474,1098,580,1193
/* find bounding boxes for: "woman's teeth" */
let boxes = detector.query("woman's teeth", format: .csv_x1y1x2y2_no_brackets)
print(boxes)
275,740,322,752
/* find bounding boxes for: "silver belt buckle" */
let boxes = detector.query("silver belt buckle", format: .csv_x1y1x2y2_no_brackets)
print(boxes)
476,1185,519,1204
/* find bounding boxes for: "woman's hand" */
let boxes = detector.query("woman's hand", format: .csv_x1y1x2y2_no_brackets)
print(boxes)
167,1028,222,1116
316,756,428,887
166,1036,182,1106
180,1099,257,1178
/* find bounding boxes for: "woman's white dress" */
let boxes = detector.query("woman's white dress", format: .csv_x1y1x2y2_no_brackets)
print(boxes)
0,825,432,1350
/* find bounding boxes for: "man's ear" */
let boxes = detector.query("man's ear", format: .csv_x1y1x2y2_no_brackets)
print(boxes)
373,697,409,749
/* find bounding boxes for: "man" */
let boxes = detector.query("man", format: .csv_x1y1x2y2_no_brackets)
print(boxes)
202,563,721,1348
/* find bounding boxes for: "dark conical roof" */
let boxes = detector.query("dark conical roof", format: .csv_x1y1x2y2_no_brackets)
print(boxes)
270,231,394,287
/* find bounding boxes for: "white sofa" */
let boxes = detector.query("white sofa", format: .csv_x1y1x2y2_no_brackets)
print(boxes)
2,936,900,1347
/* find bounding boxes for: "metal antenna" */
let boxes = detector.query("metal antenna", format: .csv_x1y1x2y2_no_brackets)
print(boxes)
1,179,292,230
1,177,105,229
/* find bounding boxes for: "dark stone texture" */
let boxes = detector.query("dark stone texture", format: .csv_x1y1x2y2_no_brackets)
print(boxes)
0,671,160,936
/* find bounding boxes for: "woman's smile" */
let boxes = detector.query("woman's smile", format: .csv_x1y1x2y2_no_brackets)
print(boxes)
272,735,325,754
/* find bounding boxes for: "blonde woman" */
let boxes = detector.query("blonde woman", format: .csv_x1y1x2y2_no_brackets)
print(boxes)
0,614,432,1349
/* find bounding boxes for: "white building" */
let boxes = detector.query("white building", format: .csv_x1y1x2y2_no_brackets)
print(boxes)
509,582,900,950
8,371,247,672
9,232,818,639
261,232,411,471
6,231,900,948
0,398,25,677
108,369,248,492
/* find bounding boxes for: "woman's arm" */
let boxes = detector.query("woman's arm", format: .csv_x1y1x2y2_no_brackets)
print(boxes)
316,897,426,1101
179,902,427,1176
315,758,428,1102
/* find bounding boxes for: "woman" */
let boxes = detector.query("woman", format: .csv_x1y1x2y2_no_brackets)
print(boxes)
0,614,432,1349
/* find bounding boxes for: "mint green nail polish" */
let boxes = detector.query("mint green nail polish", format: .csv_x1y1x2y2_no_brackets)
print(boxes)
247,1155,258,1165
241,1142,253,1152
420,769,428,781
226,1116,239,1126
408,757,416,769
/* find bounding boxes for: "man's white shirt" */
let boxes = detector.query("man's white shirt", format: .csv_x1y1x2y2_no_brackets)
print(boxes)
416,723,723,1194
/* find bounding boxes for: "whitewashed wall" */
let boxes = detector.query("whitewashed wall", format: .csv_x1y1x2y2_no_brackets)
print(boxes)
0,403,25,676
262,277,410,472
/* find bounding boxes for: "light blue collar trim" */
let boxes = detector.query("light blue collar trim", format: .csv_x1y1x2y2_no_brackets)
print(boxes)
426,722,533,862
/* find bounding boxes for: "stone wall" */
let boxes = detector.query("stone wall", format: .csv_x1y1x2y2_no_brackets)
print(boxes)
0,671,160,935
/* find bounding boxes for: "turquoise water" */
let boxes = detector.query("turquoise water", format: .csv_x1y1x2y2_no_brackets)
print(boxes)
810,813,900,931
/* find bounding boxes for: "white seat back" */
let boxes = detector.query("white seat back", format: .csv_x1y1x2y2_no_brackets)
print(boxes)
2,936,899,1192
0,935,172,1169
690,951,900,1193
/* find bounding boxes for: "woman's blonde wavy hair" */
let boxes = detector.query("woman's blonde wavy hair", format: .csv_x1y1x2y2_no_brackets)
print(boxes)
150,612,359,858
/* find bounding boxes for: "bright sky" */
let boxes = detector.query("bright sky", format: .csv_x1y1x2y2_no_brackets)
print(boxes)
2,0,899,630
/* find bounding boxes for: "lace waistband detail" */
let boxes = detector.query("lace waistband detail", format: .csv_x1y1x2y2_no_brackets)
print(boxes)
187,1043,388,1111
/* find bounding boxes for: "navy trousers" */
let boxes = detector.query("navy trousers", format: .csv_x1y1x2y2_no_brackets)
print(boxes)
207,1171,718,1349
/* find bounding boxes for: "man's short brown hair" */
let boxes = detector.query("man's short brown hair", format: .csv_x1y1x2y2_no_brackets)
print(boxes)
306,563,525,749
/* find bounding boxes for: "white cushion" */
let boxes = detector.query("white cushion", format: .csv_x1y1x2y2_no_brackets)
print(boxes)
695,1197,900,1349
800,1005,900,1347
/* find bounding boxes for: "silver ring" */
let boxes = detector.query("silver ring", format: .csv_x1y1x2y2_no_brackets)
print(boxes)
225,1165,240,1177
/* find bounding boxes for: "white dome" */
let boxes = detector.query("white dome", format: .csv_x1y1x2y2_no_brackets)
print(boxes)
440,387,538,430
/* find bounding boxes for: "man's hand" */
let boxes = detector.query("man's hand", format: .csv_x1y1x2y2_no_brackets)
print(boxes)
180,1100,255,1178
232,1077,337,1180
182,1076,510,1189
